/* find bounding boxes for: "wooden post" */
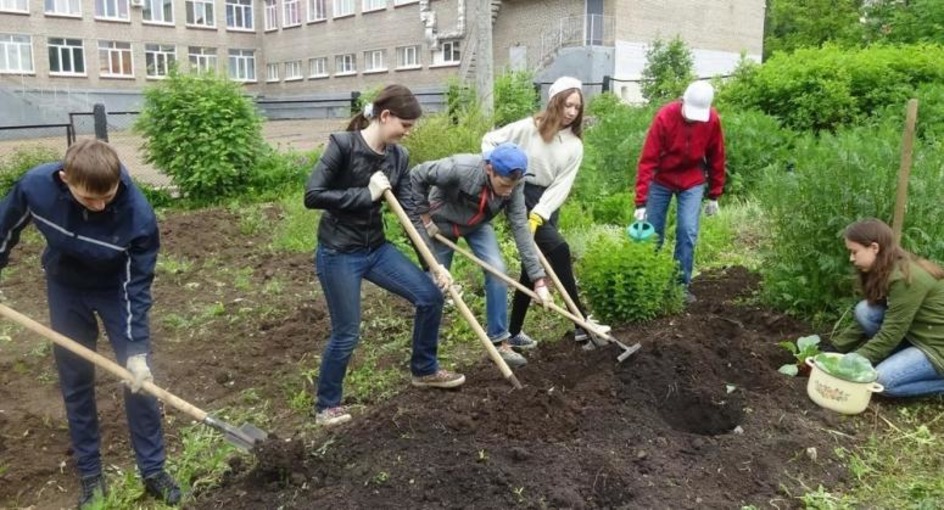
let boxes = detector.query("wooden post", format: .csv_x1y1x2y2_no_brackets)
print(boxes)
892,99,919,243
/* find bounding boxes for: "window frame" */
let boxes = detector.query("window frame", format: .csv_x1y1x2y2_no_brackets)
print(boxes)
332,0,354,18
263,0,277,31
363,49,386,73
98,40,134,78
396,45,420,69
0,33,34,74
334,53,355,75
284,60,303,81
0,0,28,14
142,0,174,25
94,0,130,21
362,0,385,13
282,0,301,27
188,46,217,73
225,0,254,31
144,43,176,79
44,0,82,17
228,48,256,82
308,56,327,78
185,0,216,28
48,37,86,76
307,0,326,22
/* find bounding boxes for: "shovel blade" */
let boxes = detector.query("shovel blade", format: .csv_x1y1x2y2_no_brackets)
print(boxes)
205,415,269,452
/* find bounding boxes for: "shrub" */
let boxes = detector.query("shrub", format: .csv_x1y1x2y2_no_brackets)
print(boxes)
640,36,695,105
579,227,683,323
721,109,797,196
757,118,944,321
402,107,491,166
135,70,267,203
493,70,538,128
0,146,61,196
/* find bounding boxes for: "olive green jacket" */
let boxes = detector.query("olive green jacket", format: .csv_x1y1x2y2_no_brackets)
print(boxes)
832,262,944,374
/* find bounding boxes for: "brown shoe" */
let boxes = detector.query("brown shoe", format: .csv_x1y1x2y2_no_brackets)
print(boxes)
412,369,466,389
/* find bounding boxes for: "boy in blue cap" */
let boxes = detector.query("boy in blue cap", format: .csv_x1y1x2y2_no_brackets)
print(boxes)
0,139,181,508
409,142,551,367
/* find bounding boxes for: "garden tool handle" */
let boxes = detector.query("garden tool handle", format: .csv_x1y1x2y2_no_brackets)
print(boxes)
435,234,617,341
533,242,585,323
0,303,210,422
382,190,522,389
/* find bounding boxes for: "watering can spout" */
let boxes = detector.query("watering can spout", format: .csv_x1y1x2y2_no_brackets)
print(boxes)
627,221,655,242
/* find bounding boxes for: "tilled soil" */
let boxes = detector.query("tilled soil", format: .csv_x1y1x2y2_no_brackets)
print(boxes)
0,206,862,510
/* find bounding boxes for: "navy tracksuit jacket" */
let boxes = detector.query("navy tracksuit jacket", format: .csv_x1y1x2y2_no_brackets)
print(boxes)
0,162,166,477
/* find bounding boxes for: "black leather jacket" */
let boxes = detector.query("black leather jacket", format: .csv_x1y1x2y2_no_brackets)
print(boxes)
304,131,412,251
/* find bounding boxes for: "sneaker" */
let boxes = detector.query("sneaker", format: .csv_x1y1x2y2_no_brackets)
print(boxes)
315,406,352,427
78,473,107,509
507,331,538,351
575,315,611,343
143,471,182,506
497,343,527,368
412,369,466,389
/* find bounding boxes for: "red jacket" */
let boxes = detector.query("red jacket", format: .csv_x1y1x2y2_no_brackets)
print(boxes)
634,101,726,206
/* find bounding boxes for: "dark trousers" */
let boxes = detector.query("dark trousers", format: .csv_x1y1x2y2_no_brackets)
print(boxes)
47,280,166,478
508,185,588,336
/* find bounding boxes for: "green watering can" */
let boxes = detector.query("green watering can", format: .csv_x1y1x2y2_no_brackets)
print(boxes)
627,220,655,242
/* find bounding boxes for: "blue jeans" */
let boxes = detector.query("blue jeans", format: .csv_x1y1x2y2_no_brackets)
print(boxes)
854,300,944,397
645,182,704,287
314,242,444,411
433,223,510,344
47,280,166,478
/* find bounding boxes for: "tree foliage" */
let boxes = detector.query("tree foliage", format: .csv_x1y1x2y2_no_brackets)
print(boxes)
763,0,864,58
640,36,695,105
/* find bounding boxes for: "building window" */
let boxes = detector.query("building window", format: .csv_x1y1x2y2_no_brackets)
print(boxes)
0,34,33,74
95,0,130,20
186,0,215,27
396,45,419,68
283,0,300,27
143,0,173,23
285,60,302,80
99,40,133,77
309,56,327,77
188,46,216,72
433,40,460,64
333,0,353,17
335,53,355,74
0,0,28,13
307,0,325,21
263,0,277,30
225,0,253,30
266,62,278,82
48,38,85,75
363,49,385,72
229,48,255,81
145,43,175,78
362,0,385,12
44,0,81,16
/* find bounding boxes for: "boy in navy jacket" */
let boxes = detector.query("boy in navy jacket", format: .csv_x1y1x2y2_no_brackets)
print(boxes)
0,139,181,508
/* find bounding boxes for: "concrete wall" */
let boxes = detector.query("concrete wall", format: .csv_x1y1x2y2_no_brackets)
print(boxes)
491,0,583,71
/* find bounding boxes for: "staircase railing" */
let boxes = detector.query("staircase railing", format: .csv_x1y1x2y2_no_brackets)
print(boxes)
539,14,614,68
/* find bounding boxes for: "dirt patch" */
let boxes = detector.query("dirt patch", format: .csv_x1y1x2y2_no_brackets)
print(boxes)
0,205,864,509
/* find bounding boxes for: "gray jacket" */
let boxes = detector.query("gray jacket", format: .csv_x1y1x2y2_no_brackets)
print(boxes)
409,154,545,281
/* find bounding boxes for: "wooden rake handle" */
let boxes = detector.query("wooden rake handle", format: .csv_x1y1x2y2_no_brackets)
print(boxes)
533,241,585,323
382,190,522,389
0,303,210,422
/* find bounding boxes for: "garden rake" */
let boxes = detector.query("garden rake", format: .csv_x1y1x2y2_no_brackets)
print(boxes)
0,303,268,453
382,190,523,389
433,234,640,363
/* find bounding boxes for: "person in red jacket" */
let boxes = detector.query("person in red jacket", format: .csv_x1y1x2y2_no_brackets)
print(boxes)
633,81,726,302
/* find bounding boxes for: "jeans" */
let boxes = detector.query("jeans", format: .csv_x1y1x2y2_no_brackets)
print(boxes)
434,223,510,344
854,300,944,397
644,181,704,287
315,242,444,411
47,280,166,478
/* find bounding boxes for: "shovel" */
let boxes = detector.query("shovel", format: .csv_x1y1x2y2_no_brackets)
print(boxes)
434,234,641,363
0,303,268,452
382,190,523,389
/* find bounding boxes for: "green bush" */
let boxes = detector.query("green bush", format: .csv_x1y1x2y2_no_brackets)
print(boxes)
721,109,797,196
135,70,267,203
579,227,683,323
0,146,61,196
757,118,944,321
493,70,538,128
640,36,695,105
402,107,491,166
720,44,944,132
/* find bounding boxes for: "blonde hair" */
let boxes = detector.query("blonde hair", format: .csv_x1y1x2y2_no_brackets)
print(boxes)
63,139,122,194
534,87,584,142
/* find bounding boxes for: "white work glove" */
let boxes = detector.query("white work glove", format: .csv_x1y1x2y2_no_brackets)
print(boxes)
423,219,440,239
126,354,153,394
633,207,646,221
433,264,454,292
534,279,551,309
704,200,719,217
367,171,391,202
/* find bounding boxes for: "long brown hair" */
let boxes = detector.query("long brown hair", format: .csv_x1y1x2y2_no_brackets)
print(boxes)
534,87,583,142
844,218,944,302
346,84,422,131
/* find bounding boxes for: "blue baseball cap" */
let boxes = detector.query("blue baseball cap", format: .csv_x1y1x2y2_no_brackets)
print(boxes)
484,142,528,178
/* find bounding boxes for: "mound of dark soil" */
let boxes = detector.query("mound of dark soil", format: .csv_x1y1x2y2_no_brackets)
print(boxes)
194,267,856,509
